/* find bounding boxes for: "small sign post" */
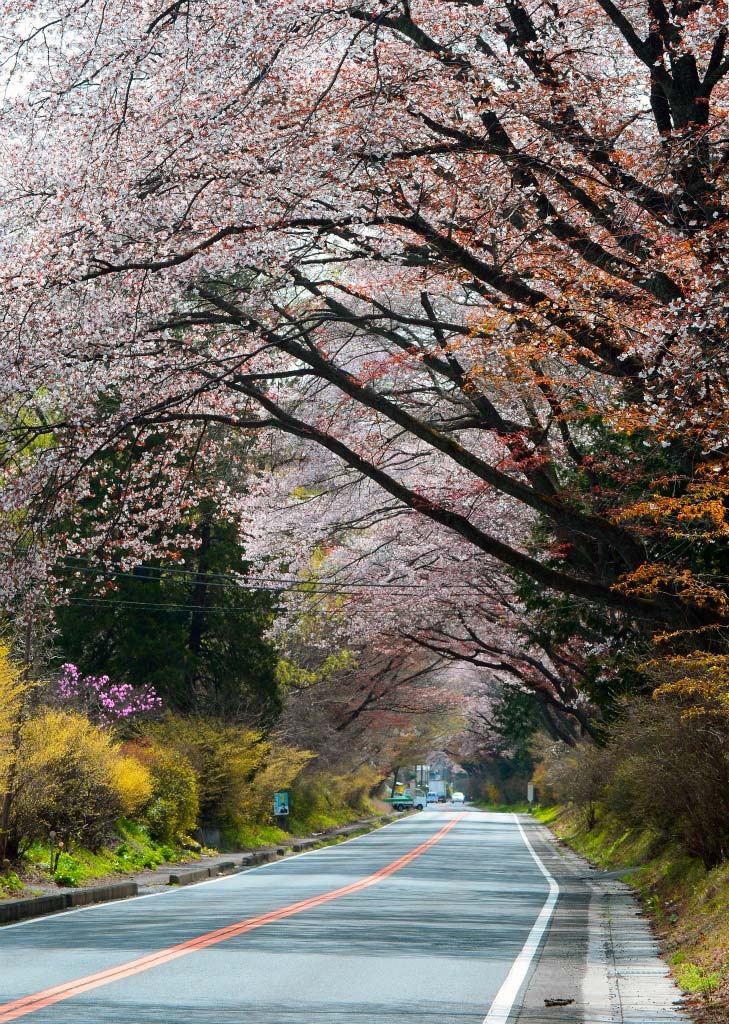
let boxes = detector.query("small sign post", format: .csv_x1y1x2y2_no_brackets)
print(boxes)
274,790,290,817
527,783,535,805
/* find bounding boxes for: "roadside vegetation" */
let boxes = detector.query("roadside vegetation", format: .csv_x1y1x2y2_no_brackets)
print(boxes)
0,708,379,897
0,632,383,897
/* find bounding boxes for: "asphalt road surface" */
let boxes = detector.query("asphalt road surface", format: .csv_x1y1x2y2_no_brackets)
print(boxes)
0,810,561,1024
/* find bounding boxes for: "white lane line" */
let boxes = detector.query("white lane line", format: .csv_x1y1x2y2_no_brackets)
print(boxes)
482,814,559,1024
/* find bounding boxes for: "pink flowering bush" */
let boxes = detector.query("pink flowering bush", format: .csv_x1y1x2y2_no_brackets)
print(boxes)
56,663,162,725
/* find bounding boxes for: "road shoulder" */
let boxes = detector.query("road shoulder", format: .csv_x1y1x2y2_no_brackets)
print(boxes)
514,817,691,1024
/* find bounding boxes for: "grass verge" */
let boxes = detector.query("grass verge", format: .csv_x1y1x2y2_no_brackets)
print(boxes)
4,819,193,894
2,809,393,900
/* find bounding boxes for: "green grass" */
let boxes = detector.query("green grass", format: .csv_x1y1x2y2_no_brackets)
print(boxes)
287,804,375,835
471,800,532,814
220,822,290,849
531,804,561,825
539,803,661,871
22,819,185,887
221,805,382,851
674,963,722,1000
0,871,24,897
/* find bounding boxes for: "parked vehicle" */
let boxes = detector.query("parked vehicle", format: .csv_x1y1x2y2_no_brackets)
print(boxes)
382,790,427,811
427,780,449,803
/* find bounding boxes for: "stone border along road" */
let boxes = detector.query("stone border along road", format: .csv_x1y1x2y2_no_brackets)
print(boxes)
0,816,394,926
513,817,692,1024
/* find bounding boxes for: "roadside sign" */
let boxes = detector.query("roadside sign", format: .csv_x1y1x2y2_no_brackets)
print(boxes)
274,790,290,816
527,783,535,804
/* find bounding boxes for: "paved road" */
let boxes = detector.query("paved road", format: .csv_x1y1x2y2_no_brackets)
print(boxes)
0,810,556,1024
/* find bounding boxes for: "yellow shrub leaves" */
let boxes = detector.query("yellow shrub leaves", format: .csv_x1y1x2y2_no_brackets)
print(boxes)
0,642,28,784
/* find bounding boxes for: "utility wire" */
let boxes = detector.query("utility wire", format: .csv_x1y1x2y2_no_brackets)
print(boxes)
54,557,478,595
65,597,266,613
57,559,450,588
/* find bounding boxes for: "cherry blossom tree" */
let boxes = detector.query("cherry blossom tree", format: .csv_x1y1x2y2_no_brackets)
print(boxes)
1,0,729,646
277,641,464,774
243,444,599,740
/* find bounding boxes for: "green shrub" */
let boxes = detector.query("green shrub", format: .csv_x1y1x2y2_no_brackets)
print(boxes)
11,710,125,852
0,871,23,895
108,820,178,869
145,717,264,828
239,741,315,824
675,962,722,1000
53,852,83,887
288,767,377,832
145,753,199,843
145,716,314,832
113,840,163,870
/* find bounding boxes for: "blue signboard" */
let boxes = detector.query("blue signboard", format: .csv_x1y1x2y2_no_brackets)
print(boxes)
274,790,290,816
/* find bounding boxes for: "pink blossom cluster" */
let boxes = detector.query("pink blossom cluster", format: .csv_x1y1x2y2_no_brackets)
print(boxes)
56,663,162,725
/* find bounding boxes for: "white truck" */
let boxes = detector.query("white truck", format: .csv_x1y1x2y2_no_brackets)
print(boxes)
382,788,428,811
427,780,449,803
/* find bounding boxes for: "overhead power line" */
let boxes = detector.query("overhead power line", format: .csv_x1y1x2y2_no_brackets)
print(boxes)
65,597,263,613
54,557,479,596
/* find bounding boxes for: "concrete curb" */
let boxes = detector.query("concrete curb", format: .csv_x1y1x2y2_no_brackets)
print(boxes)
168,860,239,885
0,814,396,925
0,881,138,925
584,873,692,1024
291,840,317,853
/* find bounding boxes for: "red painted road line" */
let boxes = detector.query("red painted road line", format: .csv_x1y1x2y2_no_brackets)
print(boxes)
0,814,464,1022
